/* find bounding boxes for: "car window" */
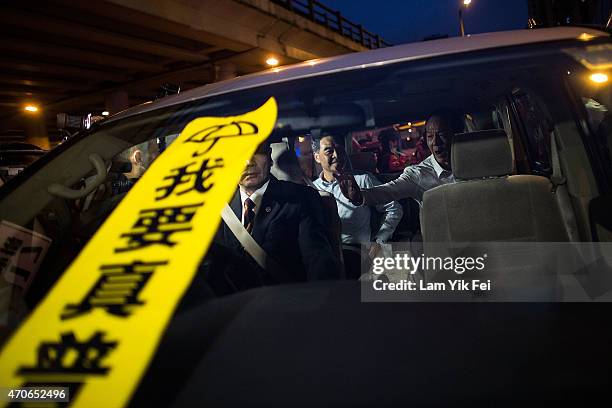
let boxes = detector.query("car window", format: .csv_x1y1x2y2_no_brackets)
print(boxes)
511,89,553,176
575,79,612,181
0,38,610,315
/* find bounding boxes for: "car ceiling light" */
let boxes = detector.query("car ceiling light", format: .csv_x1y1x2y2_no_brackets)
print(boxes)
24,105,39,113
102,111,110,116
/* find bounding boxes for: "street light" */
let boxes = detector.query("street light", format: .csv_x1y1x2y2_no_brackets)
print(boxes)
459,0,472,37
590,73,609,84
266,56,279,66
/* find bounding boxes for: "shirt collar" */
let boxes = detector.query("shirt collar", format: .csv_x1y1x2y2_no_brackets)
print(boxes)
239,179,269,210
318,172,337,186
429,155,451,178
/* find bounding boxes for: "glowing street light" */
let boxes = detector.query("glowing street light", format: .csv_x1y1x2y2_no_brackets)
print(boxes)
590,72,609,84
24,105,39,113
459,0,472,37
266,57,279,66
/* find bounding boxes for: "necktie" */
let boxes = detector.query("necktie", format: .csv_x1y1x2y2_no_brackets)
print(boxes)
243,197,255,234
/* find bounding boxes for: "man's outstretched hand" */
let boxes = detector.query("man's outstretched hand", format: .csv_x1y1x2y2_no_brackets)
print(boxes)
334,171,363,206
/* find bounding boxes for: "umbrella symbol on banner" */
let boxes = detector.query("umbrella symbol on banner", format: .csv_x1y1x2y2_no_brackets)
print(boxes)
184,121,259,157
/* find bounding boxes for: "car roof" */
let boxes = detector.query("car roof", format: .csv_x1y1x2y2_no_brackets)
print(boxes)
110,27,608,122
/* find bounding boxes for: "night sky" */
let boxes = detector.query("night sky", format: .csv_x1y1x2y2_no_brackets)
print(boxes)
322,0,529,44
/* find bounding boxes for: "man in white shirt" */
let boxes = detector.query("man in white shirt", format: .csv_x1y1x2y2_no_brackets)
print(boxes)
312,136,402,261
336,110,464,207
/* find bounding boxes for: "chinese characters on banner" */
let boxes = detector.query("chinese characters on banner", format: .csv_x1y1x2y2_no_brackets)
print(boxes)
0,98,278,408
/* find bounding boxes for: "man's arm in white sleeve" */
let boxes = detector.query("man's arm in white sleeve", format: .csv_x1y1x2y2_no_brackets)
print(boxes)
361,174,403,243
361,167,420,206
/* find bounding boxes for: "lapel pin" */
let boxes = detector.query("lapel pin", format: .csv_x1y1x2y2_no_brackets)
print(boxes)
265,206,272,213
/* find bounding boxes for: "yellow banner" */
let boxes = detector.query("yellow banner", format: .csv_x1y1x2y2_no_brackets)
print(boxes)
0,98,278,407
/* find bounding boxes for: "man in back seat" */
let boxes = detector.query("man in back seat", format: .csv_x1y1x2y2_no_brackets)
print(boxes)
336,109,464,207
312,135,402,277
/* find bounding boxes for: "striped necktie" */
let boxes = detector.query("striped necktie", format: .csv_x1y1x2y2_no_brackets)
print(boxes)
243,197,255,234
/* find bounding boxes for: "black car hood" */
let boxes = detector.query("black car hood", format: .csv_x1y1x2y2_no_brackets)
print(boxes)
131,281,612,407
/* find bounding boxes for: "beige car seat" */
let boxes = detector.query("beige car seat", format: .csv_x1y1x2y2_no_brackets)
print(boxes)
422,129,568,243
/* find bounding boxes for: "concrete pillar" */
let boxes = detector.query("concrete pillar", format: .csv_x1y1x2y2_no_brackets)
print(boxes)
22,111,49,150
105,90,130,115
215,61,237,82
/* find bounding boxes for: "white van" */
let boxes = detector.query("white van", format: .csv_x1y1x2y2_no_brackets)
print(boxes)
0,26,611,407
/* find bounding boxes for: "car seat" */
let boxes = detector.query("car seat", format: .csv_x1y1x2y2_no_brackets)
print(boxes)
421,129,568,243
421,129,568,299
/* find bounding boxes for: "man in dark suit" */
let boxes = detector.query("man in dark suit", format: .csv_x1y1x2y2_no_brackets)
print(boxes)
204,142,341,294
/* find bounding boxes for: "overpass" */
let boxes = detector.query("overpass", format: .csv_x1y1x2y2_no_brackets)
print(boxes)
0,0,389,147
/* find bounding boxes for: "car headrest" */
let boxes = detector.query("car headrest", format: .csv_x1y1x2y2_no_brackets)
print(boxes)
451,129,512,180
270,141,308,185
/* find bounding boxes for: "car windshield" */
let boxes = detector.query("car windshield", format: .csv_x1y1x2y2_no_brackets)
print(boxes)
0,36,610,317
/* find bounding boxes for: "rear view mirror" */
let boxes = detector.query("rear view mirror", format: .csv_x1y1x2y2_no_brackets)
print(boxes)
275,104,365,133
